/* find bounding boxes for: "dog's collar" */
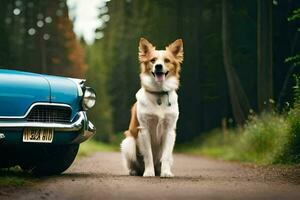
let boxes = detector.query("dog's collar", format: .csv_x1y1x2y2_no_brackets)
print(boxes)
144,89,171,106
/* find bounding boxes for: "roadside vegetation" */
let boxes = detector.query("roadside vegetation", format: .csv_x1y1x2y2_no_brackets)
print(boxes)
178,77,300,165
0,167,34,187
77,139,119,158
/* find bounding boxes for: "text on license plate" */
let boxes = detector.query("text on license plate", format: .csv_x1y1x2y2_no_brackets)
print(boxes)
23,128,54,143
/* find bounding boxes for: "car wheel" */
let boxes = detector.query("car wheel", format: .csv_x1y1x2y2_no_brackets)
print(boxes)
20,144,79,176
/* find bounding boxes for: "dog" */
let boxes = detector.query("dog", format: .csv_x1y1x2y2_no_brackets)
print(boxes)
120,38,183,178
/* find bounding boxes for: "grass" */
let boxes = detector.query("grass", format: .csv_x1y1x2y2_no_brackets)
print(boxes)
178,78,300,165
178,107,300,165
77,139,119,158
0,167,36,187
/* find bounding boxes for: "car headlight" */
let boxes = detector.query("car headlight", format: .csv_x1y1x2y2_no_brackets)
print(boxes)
82,87,96,110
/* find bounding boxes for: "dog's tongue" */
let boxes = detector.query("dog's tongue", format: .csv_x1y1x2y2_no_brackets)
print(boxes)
155,73,165,82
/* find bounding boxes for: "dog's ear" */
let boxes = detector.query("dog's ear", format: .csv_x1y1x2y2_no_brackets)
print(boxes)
139,38,155,62
166,39,184,63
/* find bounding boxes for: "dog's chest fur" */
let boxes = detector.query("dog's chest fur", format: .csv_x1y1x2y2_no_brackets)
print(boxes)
136,88,179,148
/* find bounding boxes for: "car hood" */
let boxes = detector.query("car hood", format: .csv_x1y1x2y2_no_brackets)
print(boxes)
43,74,82,118
0,69,82,118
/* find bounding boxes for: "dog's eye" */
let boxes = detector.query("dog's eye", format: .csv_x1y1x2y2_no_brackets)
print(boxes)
164,58,170,63
150,58,156,63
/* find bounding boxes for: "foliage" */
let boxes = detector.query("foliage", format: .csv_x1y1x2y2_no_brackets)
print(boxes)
0,0,86,77
179,77,300,164
285,54,300,67
287,8,300,22
285,7,300,71
84,42,114,142
275,76,300,163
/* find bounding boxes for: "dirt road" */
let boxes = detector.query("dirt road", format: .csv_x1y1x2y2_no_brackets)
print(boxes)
1,152,300,200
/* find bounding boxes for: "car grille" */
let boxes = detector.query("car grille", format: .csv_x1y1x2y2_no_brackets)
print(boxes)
26,105,72,123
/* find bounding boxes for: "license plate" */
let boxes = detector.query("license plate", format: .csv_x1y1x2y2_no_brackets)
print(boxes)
23,128,54,143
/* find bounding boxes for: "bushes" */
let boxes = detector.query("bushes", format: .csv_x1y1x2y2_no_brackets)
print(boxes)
236,113,288,164
275,78,300,164
180,80,300,165
275,107,300,163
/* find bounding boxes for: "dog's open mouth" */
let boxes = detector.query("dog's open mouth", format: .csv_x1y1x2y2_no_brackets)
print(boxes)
152,71,169,82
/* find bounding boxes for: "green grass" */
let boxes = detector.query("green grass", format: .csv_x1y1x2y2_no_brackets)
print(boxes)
178,107,300,165
77,139,119,158
0,167,36,187
178,78,300,165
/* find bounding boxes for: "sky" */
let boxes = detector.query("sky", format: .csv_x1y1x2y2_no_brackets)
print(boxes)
67,0,110,44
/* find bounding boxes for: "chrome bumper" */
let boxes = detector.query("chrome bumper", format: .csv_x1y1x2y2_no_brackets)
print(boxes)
0,111,96,143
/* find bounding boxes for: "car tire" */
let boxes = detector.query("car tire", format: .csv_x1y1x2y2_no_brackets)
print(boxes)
20,144,79,176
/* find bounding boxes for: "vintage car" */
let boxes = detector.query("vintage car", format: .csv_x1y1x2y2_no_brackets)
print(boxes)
0,69,96,175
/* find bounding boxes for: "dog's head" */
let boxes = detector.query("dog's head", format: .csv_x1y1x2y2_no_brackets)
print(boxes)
138,38,184,92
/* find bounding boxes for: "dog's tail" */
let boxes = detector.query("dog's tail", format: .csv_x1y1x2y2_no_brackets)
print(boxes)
121,102,139,170
121,132,137,168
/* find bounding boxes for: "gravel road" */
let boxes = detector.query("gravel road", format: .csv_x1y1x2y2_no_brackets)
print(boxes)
1,152,300,200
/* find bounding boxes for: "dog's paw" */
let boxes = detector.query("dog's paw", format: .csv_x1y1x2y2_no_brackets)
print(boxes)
160,171,174,178
143,170,155,177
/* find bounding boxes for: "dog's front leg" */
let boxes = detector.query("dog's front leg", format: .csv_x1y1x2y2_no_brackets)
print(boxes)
137,129,155,177
160,130,176,178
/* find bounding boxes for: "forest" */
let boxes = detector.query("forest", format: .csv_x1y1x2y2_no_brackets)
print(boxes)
0,0,300,148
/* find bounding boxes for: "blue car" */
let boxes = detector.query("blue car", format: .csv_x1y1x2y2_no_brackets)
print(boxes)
0,69,96,175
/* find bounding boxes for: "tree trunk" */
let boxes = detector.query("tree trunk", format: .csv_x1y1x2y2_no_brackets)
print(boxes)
257,0,273,111
222,0,251,125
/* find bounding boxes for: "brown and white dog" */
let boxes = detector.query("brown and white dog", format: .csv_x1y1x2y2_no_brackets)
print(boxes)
121,38,183,178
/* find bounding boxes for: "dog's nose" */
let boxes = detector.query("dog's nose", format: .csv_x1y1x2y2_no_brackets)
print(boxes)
155,64,163,72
